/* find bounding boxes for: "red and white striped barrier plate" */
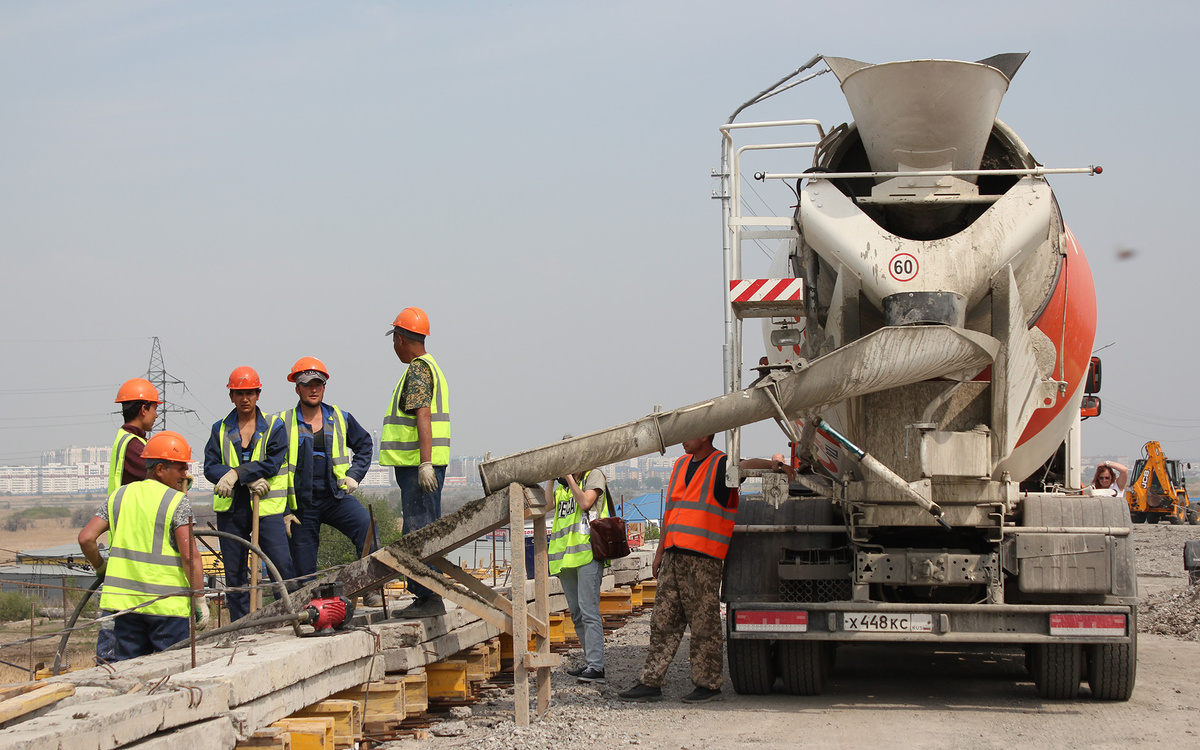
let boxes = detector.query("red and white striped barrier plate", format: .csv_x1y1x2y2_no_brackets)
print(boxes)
730,278,804,303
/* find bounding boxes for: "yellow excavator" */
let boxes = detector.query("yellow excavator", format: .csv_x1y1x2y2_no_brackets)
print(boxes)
1126,441,1197,524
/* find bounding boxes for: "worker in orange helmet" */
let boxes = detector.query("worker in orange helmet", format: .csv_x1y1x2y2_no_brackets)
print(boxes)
109,378,161,495
94,377,162,662
202,367,295,621
381,307,451,618
274,358,376,592
79,431,209,660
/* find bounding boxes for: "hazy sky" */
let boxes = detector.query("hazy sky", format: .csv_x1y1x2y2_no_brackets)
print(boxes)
2,1,1197,470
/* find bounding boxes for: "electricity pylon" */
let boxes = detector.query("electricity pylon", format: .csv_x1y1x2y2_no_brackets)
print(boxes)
145,337,196,432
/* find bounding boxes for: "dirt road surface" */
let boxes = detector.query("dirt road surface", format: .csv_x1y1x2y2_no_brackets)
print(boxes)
403,524,1200,750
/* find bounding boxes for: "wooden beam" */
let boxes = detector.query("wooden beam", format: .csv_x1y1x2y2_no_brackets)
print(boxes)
0,682,74,725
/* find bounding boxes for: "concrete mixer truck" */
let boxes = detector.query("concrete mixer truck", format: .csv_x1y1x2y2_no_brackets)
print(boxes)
478,53,1135,701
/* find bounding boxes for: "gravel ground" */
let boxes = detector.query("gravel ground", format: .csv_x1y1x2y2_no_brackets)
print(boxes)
1134,523,1200,639
379,523,1200,750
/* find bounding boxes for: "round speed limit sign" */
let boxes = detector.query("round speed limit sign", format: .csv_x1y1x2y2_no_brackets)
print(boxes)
889,253,919,282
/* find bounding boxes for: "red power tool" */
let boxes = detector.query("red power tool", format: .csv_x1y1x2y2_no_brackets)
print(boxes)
302,582,355,635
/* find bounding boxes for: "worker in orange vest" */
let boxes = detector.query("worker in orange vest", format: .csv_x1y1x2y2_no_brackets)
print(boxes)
619,434,792,704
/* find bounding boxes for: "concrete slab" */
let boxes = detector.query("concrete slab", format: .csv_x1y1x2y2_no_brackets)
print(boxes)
124,717,237,750
227,655,384,739
0,682,232,750
382,619,500,673
183,631,379,707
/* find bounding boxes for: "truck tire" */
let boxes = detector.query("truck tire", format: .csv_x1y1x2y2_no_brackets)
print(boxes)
1129,512,1145,524
778,640,830,695
1145,514,1160,524
1087,635,1136,701
1167,512,1183,525
1188,510,1199,526
728,639,775,695
1031,643,1082,699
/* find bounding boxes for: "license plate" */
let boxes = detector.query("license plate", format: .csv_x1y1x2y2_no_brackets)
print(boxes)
842,612,933,633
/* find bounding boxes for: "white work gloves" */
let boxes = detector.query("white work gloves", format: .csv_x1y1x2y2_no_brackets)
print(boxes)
248,478,270,497
194,601,212,630
215,469,238,497
418,461,439,493
340,476,359,493
284,513,301,538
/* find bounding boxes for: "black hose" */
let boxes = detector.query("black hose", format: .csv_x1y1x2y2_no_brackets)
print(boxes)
164,612,307,650
51,529,300,673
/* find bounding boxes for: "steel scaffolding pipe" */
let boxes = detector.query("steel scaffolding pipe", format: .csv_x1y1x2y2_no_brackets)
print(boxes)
479,325,999,493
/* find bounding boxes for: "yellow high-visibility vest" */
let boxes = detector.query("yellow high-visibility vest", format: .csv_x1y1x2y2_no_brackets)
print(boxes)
107,428,146,495
548,472,611,575
212,416,272,513
266,407,350,510
380,354,450,466
99,479,191,618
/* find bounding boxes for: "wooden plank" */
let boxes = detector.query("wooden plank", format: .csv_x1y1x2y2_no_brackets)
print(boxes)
329,680,406,723
292,700,361,749
400,673,427,715
242,487,527,627
271,718,333,750
238,727,292,750
508,485,530,726
425,662,471,701
641,579,657,604
0,682,75,724
485,639,500,677
600,590,633,615
453,647,488,683
522,652,561,670
531,505,551,718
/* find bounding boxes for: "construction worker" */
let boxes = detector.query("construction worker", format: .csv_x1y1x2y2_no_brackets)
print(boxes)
109,378,161,494
78,431,209,660
274,358,376,591
381,308,450,618
546,448,611,683
619,435,793,704
94,377,162,662
203,366,295,621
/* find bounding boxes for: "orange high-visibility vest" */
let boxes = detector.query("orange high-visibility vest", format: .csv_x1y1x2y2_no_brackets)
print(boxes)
662,450,739,560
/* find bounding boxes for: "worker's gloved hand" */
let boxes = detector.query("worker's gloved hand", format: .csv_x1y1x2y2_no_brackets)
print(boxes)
418,462,439,493
183,473,194,493
94,561,107,580
248,478,270,497
215,469,238,497
340,476,359,494
194,601,212,630
283,513,301,538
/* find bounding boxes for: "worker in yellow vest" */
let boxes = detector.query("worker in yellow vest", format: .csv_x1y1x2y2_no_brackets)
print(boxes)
202,366,294,621
275,358,375,585
109,378,161,494
79,431,209,660
96,377,162,662
381,307,451,618
546,453,612,683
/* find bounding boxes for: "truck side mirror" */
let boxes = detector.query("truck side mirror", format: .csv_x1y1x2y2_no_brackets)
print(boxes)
1080,394,1101,419
1086,356,1102,394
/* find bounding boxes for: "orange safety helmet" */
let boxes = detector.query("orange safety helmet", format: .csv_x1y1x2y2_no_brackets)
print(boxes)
226,366,262,390
142,430,192,462
387,307,430,338
115,378,162,404
287,356,330,383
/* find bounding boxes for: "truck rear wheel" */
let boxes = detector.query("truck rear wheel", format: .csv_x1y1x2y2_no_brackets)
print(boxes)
728,639,775,695
1129,512,1145,524
1087,634,1136,701
1031,643,1082,699
778,640,830,695
1146,514,1160,524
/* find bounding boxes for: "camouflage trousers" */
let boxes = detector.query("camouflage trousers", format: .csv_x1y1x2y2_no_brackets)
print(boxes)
641,550,724,690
